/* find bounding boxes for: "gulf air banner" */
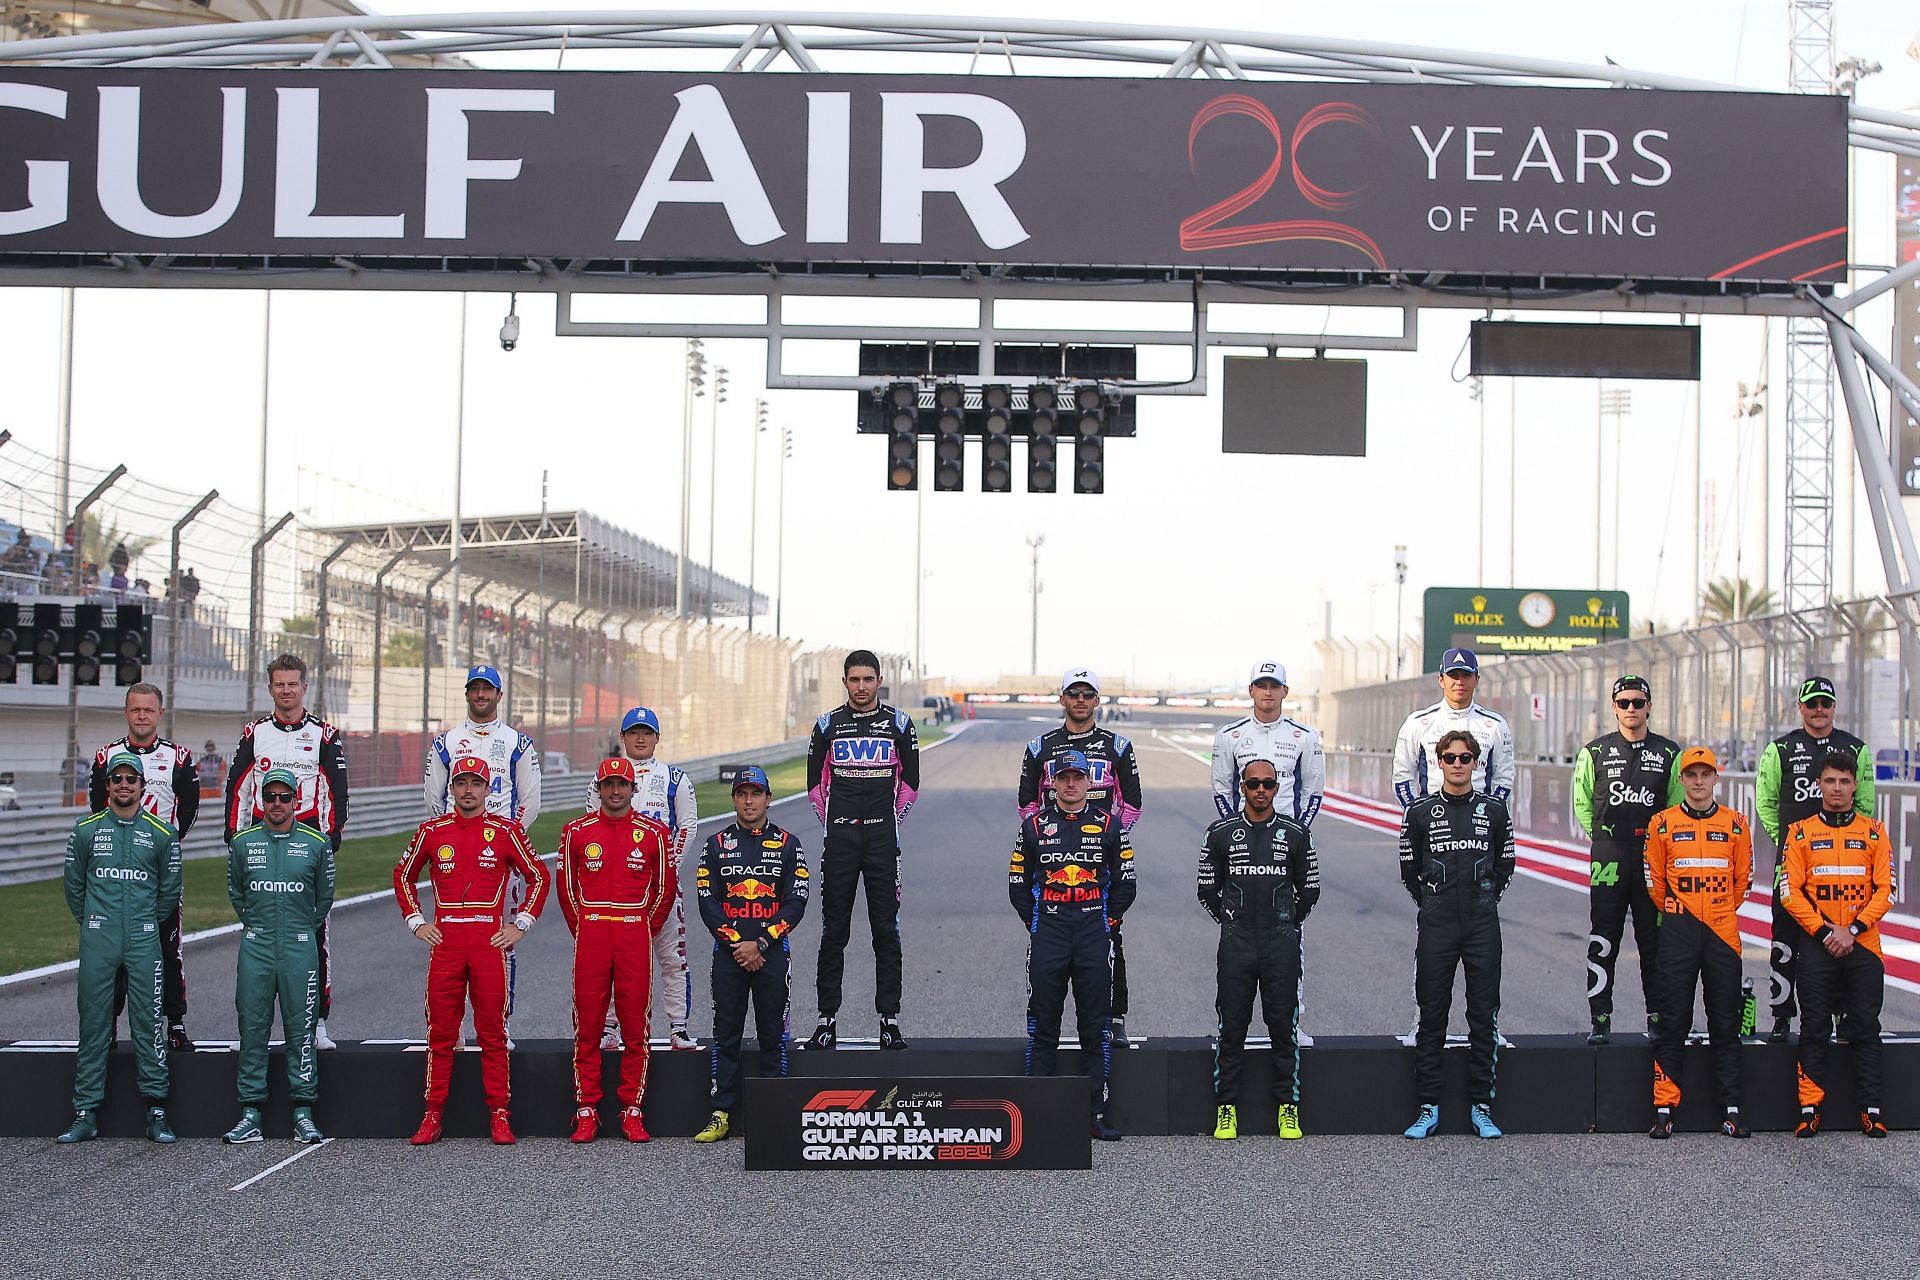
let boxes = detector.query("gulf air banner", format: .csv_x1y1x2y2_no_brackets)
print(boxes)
743,1076,1090,1169
1423,587,1630,673
0,70,1846,282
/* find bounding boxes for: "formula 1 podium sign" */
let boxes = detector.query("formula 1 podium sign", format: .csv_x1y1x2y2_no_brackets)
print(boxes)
743,1077,1090,1170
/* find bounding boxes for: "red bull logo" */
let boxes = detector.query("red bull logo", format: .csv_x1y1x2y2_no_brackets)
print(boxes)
1044,865,1099,887
729,878,776,900
726,877,780,920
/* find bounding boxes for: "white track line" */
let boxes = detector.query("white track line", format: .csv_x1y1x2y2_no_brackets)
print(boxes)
2,722,973,989
230,1137,333,1191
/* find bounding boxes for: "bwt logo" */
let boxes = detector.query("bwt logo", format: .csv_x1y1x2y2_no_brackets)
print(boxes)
832,738,896,765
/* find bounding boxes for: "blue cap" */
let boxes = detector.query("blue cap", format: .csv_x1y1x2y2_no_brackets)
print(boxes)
1441,648,1479,675
1051,749,1092,776
465,664,503,690
620,706,661,734
731,764,770,792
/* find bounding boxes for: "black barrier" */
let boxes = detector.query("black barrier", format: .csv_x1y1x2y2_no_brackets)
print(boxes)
3,1038,1914,1138
742,1076,1090,1169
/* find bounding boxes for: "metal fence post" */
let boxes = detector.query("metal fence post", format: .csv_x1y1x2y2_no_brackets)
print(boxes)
504,587,532,721
313,538,354,721
163,489,218,741
539,598,562,755
420,562,454,734
63,465,127,804
245,512,295,717
369,544,412,782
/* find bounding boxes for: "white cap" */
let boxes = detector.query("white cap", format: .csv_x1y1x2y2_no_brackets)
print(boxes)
1060,667,1101,693
1248,660,1289,686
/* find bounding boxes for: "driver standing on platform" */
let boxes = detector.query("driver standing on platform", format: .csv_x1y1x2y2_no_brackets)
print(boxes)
1391,648,1515,808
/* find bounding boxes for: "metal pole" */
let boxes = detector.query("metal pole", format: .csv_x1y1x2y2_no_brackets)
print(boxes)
539,598,561,751
1027,532,1044,675
163,489,218,741
748,398,763,631
678,338,704,618
568,605,592,764
53,289,75,533
421,561,454,733
1594,379,1604,586
64,464,126,805
706,365,727,624
1508,378,1517,589
775,424,789,638
1691,341,1702,617
257,292,272,536
914,473,924,676
369,545,412,760
246,512,295,717
449,295,466,703
505,587,533,722
465,578,489,664
1828,320,1916,591
312,538,353,721
1474,377,1485,584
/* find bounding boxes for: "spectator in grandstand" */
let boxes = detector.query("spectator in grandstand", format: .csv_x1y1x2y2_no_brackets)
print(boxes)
199,742,227,787
108,541,129,576
0,527,37,578
107,567,128,594
78,560,99,593
128,578,151,600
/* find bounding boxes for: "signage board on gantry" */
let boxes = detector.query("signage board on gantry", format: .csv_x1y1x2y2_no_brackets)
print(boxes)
0,71,1845,284
1422,587,1630,674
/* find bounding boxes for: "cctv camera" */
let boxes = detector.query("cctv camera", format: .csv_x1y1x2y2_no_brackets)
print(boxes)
499,312,521,352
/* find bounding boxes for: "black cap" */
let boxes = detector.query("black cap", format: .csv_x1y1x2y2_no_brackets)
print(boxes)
1612,675,1651,698
1798,676,1837,704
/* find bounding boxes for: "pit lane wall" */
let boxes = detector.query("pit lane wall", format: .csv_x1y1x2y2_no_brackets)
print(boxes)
1325,751,1920,916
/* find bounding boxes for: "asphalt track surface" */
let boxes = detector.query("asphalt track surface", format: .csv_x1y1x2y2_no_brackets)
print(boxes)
7,713,1920,1278
6,711,1916,1040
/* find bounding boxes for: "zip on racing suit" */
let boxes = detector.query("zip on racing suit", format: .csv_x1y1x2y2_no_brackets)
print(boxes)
1572,730,1682,1024
89,736,198,1028
807,703,919,1018
1018,724,1141,1026
227,712,349,1020
1199,811,1319,1108
1400,789,1515,1107
1010,802,1135,1116
1644,801,1751,1113
1780,808,1892,1113
1756,728,1874,1023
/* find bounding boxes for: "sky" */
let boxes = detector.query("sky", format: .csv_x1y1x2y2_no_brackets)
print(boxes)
1,0,1917,690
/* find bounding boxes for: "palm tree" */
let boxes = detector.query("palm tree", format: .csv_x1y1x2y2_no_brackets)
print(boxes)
79,511,159,572
384,630,425,665
1699,577,1776,623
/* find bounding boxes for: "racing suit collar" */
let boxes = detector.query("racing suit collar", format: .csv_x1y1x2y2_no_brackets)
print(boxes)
1438,785,1478,802
122,735,160,752
270,710,310,729
1681,801,1719,821
1816,807,1857,827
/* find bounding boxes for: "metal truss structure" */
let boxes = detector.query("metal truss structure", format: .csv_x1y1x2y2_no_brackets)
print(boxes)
0,12,1914,600
1784,0,1837,611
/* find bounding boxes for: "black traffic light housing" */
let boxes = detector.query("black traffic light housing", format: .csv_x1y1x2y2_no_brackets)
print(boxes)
1072,384,1107,494
0,601,17,683
932,383,966,491
71,604,104,685
1027,384,1059,493
30,602,61,684
113,604,147,685
884,382,919,490
981,385,1014,493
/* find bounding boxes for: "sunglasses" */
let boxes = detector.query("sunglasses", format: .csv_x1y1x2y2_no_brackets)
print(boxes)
1062,689,1099,700
1803,698,1835,709
107,772,141,785
1241,777,1280,791
1614,698,1649,710
1437,752,1478,765
262,790,297,804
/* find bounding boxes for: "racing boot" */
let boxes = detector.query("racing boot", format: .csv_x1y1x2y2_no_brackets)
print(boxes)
222,1107,265,1145
569,1108,600,1143
313,1019,338,1051
1648,1107,1674,1140
694,1111,731,1143
620,1106,651,1143
1403,1104,1440,1140
55,1110,98,1144
291,1108,325,1144
1720,1109,1750,1139
145,1106,177,1144
489,1107,516,1145
1794,1106,1820,1137
878,1018,908,1051
668,1025,699,1051
167,1022,195,1052
1860,1109,1888,1139
1469,1104,1503,1140
409,1108,444,1146
1090,1112,1122,1142
1107,1017,1128,1047
803,1017,837,1051
1768,1016,1793,1044
1585,1015,1610,1046
600,1017,623,1052
1277,1104,1304,1141
1211,1105,1238,1141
